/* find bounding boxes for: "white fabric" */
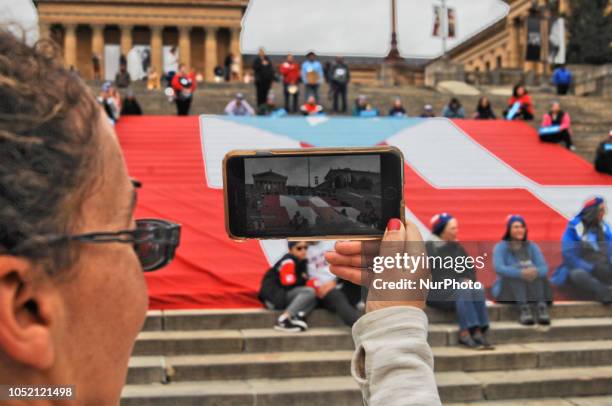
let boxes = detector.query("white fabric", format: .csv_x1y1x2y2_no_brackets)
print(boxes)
0,0,38,46
352,306,441,405
307,241,337,284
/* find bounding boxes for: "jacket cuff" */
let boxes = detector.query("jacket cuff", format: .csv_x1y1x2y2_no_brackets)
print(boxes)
351,306,429,383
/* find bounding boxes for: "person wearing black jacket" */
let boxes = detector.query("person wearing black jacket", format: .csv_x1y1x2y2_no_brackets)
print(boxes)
259,242,317,332
595,131,612,175
473,97,496,120
426,213,493,349
330,56,350,113
252,48,276,107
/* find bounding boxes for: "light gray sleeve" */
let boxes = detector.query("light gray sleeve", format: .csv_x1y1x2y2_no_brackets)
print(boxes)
351,306,441,406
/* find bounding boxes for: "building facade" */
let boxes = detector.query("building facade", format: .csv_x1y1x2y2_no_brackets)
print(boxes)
447,0,610,75
37,0,247,81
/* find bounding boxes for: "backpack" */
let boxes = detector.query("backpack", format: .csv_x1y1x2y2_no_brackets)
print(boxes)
595,142,612,175
332,65,348,84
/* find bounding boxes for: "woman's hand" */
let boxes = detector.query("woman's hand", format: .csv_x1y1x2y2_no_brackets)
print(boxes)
325,219,430,313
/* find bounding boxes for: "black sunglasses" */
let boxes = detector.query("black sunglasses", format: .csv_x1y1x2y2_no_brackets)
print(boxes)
16,219,181,272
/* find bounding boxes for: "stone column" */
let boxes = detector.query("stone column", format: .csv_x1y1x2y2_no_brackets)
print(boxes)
229,26,242,79
508,18,520,69
540,11,550,75
150,25,163,78
39,22,51,39
63,23,77,68
120,24,133,57
91,24,105,79
204,26,218,81
178,26,191,68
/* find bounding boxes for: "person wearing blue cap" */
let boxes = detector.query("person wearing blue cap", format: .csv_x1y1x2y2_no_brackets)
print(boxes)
426,214,493,349
493,215,551,325
552,197,612,304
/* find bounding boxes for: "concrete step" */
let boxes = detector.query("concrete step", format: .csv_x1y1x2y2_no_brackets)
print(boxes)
143,302,612,332
447,395,612,405
133,318,612,356
120,366,612,405
126,340,612,384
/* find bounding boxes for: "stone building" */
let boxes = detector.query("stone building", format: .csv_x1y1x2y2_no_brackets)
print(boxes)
252,170,287,195
37,0,247,81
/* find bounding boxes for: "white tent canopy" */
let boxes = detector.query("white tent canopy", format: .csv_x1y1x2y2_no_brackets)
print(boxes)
0,0,39,46
241,0,508,59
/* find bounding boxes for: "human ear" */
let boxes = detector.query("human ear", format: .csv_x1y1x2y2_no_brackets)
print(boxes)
0,256,55,369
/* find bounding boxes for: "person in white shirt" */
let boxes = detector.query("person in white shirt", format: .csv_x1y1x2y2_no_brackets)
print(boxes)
224,93,255,116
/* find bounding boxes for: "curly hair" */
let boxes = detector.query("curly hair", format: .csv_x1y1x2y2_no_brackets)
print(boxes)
0,30,101,272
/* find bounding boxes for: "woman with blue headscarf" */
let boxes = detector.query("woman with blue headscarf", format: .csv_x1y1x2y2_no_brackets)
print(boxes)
493,215,551,325
552,197,612,304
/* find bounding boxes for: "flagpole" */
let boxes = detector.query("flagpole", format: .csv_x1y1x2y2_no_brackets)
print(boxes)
385,0,401,61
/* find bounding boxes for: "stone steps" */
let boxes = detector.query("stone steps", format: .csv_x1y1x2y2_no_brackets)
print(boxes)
142,303,612,331
120,365,612,405
126,340,612,385
133,317,612,356
124,303,612,405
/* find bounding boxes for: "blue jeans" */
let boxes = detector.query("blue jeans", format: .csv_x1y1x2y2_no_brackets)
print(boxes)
454,288,489,332
569,268,611,300
504,277,546,304
304,84,320,103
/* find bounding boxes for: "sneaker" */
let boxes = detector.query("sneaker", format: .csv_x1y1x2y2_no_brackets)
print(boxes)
536,302,551,325
274,316,302,333
458,334,481,349
569,145,577,151
519,304,535,326
291,313,309,331
472,332,495,350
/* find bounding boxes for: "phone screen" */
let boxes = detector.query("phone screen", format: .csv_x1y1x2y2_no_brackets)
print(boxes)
245,154,382,236
225,149,404,239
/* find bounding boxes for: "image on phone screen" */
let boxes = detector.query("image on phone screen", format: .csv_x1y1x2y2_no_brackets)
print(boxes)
244,154,382,236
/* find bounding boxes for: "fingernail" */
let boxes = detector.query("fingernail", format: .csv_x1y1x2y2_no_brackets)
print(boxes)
387,218,402,231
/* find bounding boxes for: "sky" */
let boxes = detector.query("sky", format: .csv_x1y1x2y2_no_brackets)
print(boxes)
244,155,380,187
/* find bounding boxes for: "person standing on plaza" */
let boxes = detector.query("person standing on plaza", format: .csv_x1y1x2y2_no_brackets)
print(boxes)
171,63,196,116
301,51,324,103
330,56,350,113
279,54,301,113
252,48,276,107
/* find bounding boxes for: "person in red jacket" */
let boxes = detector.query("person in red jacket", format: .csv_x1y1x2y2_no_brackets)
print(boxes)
505,84,534,121
171,63,196,116
279,54,301,113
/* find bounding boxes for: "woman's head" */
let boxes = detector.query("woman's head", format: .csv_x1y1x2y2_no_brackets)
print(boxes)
503,215,527,241
431,213,458,241
449,97,461,109
478,97,490,109
550,101,561,114
513,84,526,98
288,241,309,260
0,31,148,403
580,197,606,227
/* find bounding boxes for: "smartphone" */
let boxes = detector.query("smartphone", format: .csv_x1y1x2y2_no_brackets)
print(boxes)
223,146,405,240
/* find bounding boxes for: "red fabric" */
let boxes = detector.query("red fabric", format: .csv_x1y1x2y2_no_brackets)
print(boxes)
454,120,610,186
116,117,606,309
279,61,300,84
279,260,297,286
507,94,534,116
171,72,196,93
116,116,268,309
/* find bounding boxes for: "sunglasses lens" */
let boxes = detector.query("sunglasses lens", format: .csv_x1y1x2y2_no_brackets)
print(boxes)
134,219,181,272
